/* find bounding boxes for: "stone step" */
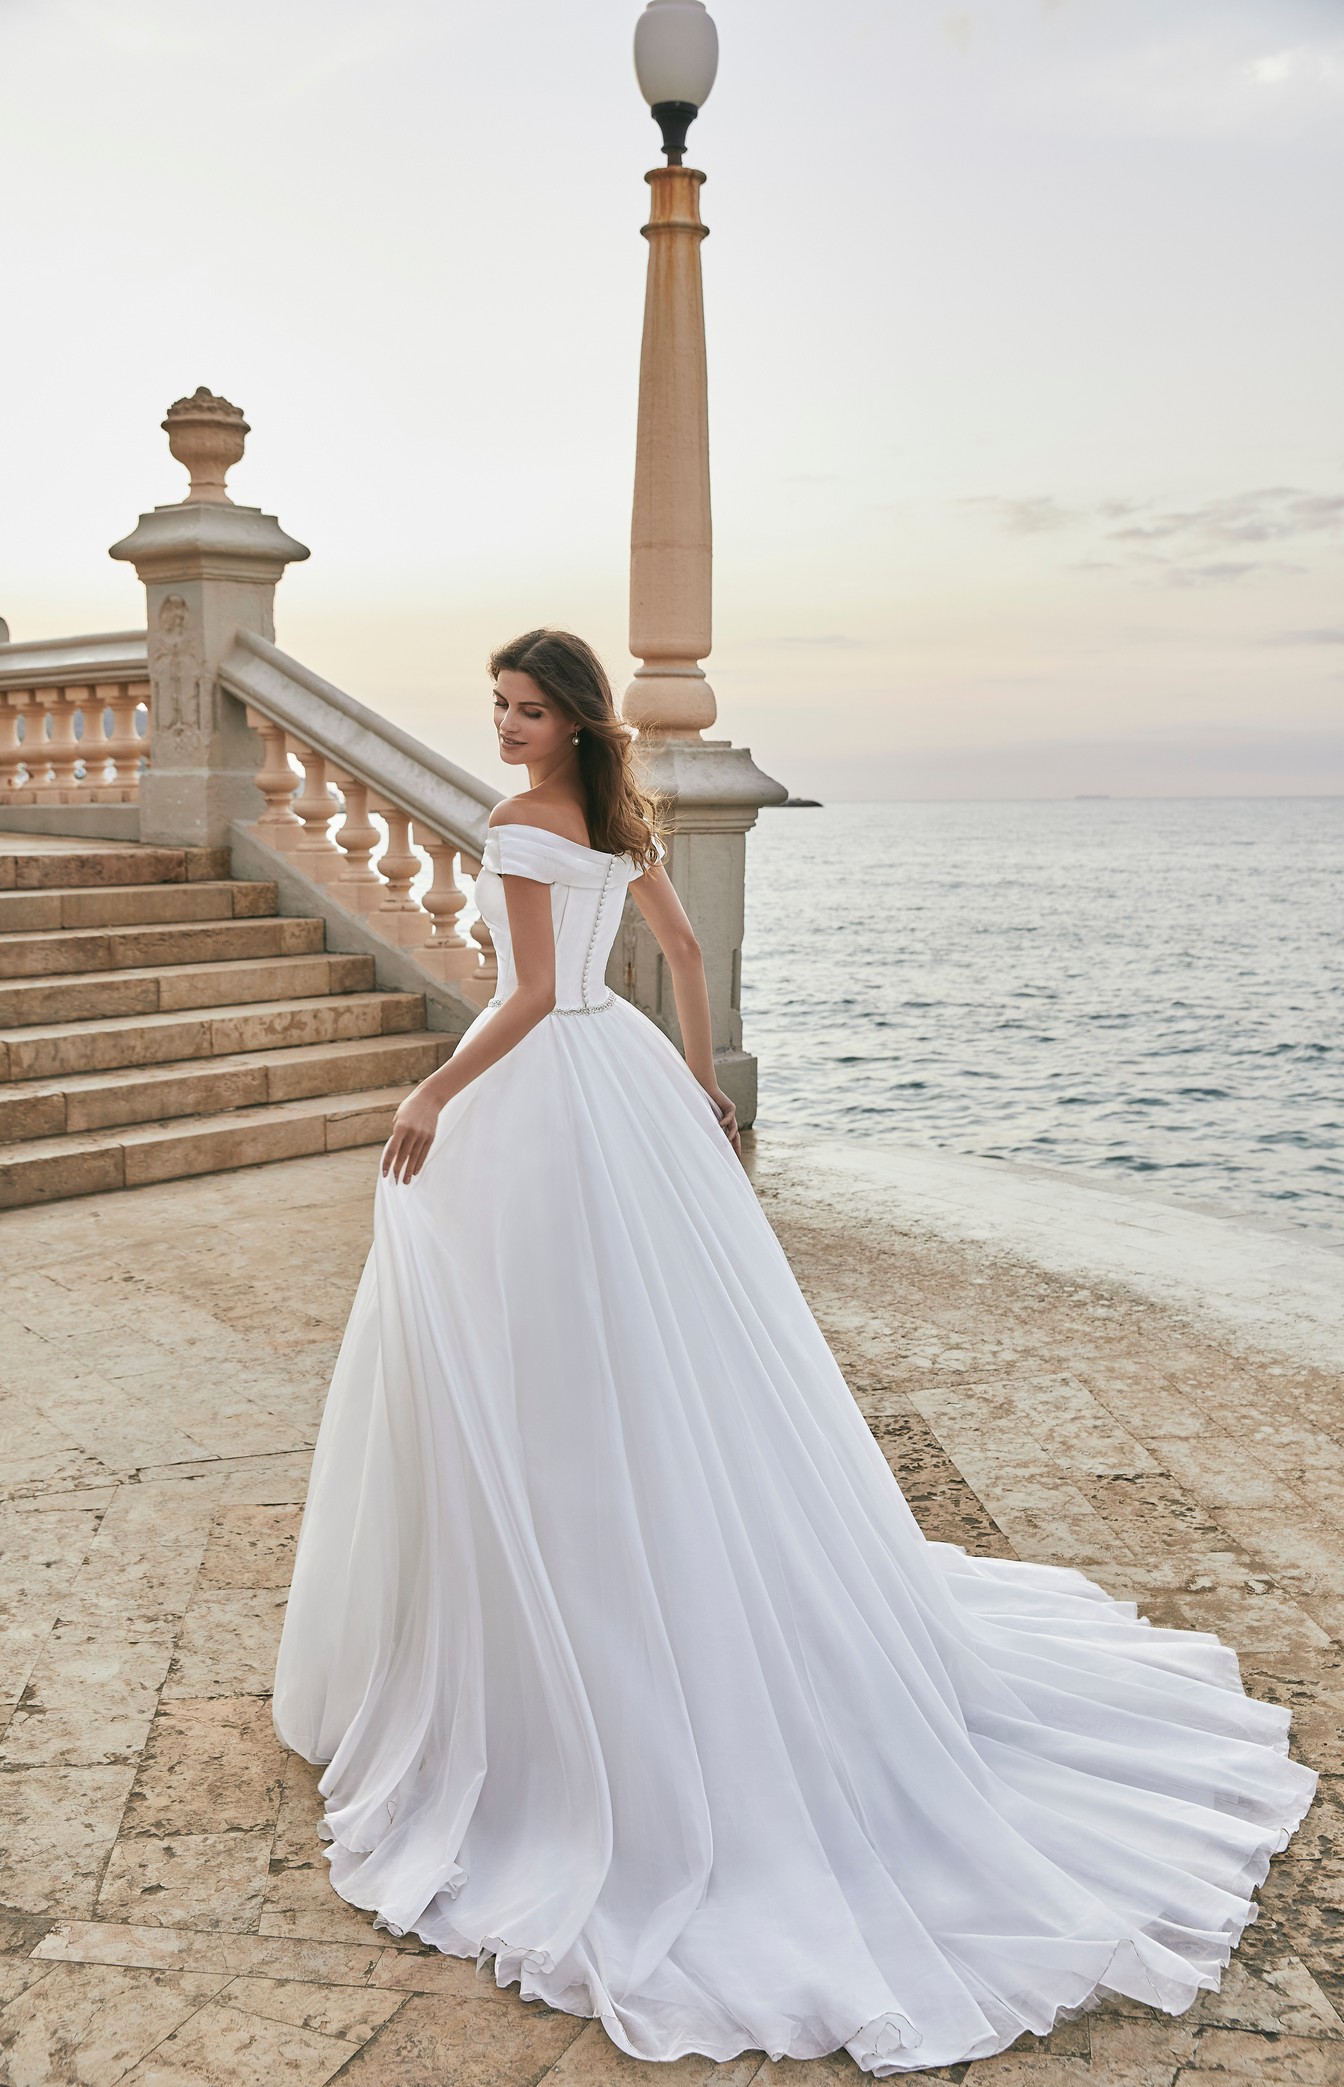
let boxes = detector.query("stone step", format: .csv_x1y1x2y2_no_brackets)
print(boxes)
0,913,326,981
0,879,279,934
0,841,232,890
0,1032,455,1141
0,989,427,1082
0,1083,419,1210
0,951,377,1029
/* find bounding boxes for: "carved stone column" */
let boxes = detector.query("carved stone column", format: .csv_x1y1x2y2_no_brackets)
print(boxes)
625,166,715,735
109,389,310,848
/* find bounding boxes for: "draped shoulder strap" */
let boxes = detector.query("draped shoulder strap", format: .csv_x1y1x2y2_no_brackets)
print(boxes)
481,823,618,889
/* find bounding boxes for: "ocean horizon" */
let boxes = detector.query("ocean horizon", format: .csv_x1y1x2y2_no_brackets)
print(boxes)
744,796,1343,1250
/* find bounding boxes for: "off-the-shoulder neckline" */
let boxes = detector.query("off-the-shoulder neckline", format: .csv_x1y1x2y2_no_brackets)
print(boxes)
488,820,614,859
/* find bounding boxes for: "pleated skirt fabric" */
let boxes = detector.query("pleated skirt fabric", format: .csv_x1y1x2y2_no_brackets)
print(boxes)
272,996,1316,2074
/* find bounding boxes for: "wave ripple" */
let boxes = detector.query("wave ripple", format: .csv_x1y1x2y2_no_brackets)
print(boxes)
744,799,1343,1245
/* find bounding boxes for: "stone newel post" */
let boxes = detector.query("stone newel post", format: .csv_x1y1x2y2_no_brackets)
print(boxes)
623,1,787,1129
109,389,309,848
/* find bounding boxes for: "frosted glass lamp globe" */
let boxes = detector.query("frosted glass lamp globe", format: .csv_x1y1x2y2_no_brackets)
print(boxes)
633,0,719,163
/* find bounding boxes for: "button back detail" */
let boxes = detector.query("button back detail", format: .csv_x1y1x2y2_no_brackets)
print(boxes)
486,852,619,1017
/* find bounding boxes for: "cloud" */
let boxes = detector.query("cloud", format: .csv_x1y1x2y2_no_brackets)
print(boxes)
1161,559,1301,589
942,12,973,58
1260,625,1344,645
1244,45,1344,89
970,483,1344,586
772,634,866,650
1108,488,1344,546
963,496,1081,534
1009,15,1344,144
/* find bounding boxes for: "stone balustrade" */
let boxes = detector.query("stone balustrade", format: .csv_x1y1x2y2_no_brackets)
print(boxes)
0,632,150,808
0,378,786,1119
220,630,500,1006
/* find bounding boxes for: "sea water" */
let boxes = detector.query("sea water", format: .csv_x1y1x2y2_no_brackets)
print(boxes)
744,798,1343,1247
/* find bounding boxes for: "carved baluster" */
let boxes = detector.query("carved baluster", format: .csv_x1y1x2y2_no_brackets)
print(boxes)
419,836,479,981
288,741,344,876
245,707,302,846
24,692,55,798
0,693,28,798
24,691,53,798
105,683,146,799
459,849,498,1005
134,683,152,778
81,684,115,796
328,771,386,911
49,689,84,799
369,801,433,948
12,693,41,798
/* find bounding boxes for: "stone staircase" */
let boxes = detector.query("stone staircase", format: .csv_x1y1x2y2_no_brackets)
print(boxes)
0,835,456,1209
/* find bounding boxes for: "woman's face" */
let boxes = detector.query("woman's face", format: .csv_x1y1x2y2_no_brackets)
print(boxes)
493,669,575,770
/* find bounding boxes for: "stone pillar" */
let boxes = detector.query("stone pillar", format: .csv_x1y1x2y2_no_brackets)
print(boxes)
614,736,784,1129
626,166,715,734
620,168,787,1128
108,389,310,848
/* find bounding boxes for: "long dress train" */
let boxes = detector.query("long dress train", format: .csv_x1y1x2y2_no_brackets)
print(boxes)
272,822,1316,2076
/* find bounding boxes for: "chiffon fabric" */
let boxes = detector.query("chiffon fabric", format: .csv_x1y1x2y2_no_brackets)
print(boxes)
272,821,1316,2076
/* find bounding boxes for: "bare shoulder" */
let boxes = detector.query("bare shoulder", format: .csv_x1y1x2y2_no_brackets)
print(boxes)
488,795,590,846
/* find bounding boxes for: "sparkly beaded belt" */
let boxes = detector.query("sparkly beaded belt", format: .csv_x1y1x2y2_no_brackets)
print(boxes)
486,992,617,1017
555,992,616,1016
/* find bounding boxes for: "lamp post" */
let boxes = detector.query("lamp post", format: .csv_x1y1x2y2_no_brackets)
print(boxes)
620,0,787,1131
627,0,718,733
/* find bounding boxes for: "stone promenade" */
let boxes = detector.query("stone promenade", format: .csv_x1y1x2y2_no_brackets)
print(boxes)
0,1134,1339,2086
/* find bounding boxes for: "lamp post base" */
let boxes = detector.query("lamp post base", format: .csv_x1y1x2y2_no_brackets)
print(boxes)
612,737,788,1131
622,661,717,736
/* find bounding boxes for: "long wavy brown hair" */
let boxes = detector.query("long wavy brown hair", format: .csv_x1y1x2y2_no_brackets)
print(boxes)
488,629,665,867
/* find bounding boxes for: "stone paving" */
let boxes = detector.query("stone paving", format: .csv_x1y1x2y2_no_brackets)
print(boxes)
0,1133,1339,2086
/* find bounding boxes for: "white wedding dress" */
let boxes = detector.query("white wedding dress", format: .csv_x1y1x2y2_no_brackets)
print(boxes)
272,822,1316,2076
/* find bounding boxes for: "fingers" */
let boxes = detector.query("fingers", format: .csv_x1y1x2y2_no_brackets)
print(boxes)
381,1126,430,1184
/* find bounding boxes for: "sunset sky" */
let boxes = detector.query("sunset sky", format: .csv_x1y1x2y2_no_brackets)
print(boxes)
2,0,1340,798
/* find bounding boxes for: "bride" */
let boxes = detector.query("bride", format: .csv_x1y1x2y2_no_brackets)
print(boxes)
272,628,1315,2076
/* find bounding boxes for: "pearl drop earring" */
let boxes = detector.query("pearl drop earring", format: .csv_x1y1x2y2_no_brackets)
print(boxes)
571,731,580,744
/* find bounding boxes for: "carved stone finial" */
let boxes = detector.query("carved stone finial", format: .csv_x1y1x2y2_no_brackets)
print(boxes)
162,387,250,504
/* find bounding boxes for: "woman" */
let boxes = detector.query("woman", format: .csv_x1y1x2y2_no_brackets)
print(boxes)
273,628,1315,2076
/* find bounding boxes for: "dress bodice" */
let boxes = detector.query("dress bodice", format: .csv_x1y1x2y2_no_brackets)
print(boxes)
475,823,665,1014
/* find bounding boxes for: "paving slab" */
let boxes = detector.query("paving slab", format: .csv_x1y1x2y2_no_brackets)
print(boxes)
0,1131,1339,2082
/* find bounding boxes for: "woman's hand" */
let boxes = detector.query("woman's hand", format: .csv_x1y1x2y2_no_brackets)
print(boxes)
381,1086,444,1185
707,1086,742,1159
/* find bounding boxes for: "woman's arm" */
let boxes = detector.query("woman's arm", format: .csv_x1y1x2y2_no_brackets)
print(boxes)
381,869,557,1184
629,861,742,1159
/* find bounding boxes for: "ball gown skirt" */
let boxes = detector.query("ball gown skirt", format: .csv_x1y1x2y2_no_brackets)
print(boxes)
272,823,1316,2076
